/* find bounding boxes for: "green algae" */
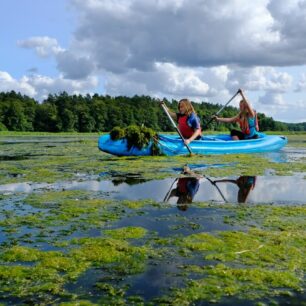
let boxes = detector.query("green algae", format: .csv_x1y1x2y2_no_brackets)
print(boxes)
153,204,306,304
0,233,152,302
0,192,126,239
121,199,160,209
104,226,148,239
1,133,305,184
161,264,301,305
0,202,305,304
0,132,306,304
60,301,99,306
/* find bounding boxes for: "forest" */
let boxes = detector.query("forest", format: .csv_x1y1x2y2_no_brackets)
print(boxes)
0,91,305,133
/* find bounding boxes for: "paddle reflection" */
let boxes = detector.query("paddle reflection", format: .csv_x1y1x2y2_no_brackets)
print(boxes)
213,176,257,203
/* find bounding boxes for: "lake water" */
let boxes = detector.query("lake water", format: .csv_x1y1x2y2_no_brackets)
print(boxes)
1,175,305,205
0,134,305,305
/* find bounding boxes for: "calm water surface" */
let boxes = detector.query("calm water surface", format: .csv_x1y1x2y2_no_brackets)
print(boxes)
1,175,305,205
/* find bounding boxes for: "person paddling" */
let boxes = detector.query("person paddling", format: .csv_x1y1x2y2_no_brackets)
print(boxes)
160,99,202,145
213,89,259,140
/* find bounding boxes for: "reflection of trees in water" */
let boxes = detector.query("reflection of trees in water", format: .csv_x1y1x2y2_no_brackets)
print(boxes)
112,174,149,186
100,171,150,186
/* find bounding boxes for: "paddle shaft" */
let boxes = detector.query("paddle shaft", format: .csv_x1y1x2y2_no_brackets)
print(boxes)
204,176,228,202
163,178,179,202
206,91,240,126
160,103,193,155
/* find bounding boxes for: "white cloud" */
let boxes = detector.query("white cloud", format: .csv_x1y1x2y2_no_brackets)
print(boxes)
0,71,98,101
103,63,230,101
295,73,306,92
56,51,96,79
226,67,292,93
25,74,99,100
258,92,287,108
17,36,64,57
258,92,306,122
155,63,209,96
69,0,306,73
0,71,36,96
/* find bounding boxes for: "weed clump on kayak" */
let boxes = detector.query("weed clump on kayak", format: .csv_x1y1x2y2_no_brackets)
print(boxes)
110,127,126,141
110,125,158,151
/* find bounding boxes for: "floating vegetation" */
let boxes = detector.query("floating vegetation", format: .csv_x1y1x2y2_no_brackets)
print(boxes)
0,195,305,305
109,126,125,141
110,125,157,150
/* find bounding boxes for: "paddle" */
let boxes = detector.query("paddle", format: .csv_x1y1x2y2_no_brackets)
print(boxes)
163,178,179,202
160,102,193,156
206,90,240,127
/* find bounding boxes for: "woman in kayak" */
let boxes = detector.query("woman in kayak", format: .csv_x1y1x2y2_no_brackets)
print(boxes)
213,89,259,140
160,99,202,145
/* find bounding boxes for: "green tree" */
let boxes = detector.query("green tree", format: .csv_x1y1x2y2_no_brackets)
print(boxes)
3,101,28,131
34,103,60,132
75,104,95,132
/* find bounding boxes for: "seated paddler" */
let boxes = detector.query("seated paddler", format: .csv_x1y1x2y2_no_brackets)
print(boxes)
160,98,202,145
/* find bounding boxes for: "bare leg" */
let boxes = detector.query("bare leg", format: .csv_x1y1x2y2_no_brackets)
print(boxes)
232,136,239,140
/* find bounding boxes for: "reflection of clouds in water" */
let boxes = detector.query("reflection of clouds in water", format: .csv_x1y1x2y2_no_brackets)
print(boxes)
250,176,306,203
0,180,170,199
198,176,306,204
0,176,305,204
112,180,170,200
64,180,172,200
264,147,306,163
66,180,116,192
0,182,49,193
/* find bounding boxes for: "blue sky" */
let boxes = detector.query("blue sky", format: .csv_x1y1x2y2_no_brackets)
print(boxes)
1,0,74,77
1,0,306,123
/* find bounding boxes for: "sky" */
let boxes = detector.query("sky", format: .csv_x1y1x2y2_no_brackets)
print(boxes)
1,0,306,123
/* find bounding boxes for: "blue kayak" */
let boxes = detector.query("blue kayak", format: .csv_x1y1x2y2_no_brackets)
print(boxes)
98,133,288,156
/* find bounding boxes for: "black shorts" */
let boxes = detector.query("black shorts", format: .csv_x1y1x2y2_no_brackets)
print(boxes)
230,129,258,140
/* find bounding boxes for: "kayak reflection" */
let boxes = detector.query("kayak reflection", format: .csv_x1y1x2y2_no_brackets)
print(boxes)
213,176,257,203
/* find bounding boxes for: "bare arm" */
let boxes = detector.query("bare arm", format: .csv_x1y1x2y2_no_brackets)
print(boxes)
184,129,201,145
213,179,238,185
213,114,239,123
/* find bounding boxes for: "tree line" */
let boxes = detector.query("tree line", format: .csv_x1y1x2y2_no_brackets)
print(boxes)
0,91,305,132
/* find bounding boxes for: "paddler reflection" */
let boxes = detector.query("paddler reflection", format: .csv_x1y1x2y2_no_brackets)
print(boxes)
213,176,257,203
164,165,201,210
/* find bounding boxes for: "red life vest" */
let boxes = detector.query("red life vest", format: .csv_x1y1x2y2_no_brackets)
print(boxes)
178,115,201,138
237,111,259,135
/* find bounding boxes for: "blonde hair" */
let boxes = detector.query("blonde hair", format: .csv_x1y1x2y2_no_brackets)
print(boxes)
239,99,249,118
178,99,196,116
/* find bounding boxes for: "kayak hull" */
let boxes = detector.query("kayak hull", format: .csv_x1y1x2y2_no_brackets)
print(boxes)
98,133,288,156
